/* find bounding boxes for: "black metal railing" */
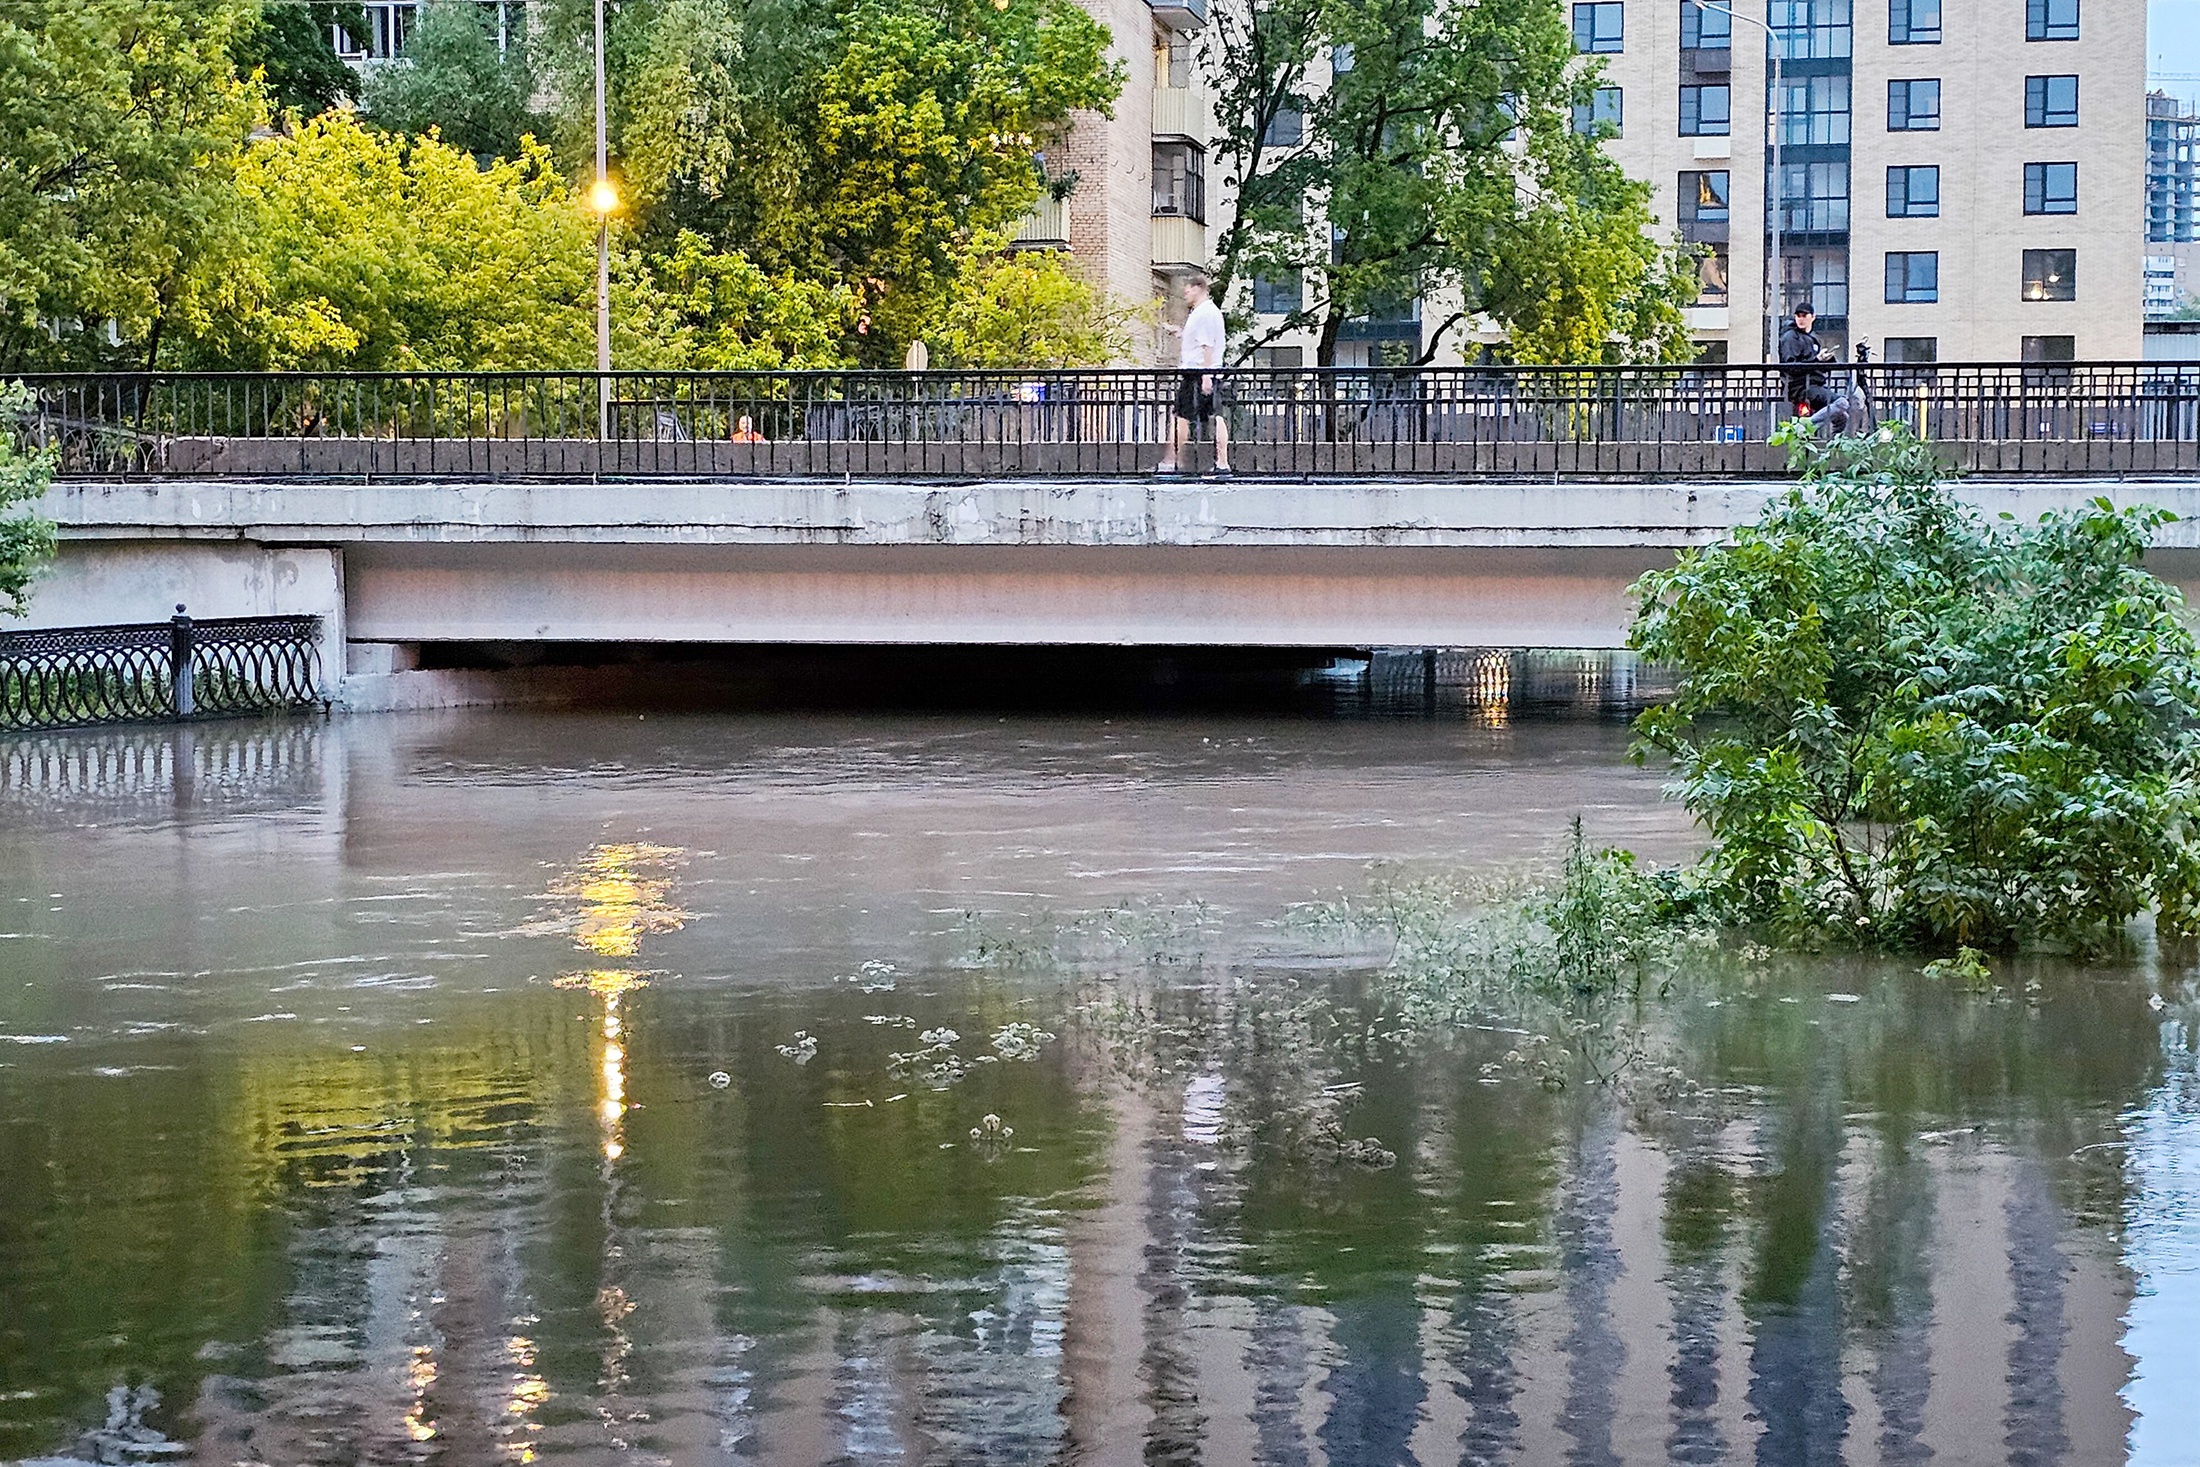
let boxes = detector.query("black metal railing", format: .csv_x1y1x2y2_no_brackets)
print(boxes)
0,608,325,732
13,364,2200,480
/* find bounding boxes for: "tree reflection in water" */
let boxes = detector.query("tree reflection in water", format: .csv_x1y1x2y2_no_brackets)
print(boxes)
0,714,2191,1465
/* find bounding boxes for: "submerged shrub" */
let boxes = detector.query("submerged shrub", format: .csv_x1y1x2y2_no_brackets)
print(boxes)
1631,422,2200,954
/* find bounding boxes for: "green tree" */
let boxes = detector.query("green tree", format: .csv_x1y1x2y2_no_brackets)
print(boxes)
614,231,857,370
1630,424,2200,952
177,113,595,371
527,0,1118,363
361,0,539,160
0,0,263,370
929,238,1130,368
233,2,367,118
1207,0,1694,365
0,385,58,619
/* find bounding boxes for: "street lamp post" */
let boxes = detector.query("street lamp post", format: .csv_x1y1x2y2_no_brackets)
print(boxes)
1692,0,1783,363
592,0,613,440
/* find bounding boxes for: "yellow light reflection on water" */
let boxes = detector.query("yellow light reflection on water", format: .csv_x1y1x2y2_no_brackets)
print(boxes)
533,840,683,1436
536,842,691,959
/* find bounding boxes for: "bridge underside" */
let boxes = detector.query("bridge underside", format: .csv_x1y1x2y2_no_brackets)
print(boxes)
341,542,1664,651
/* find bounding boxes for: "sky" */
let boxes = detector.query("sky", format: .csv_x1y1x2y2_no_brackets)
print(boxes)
2155,0,2200,103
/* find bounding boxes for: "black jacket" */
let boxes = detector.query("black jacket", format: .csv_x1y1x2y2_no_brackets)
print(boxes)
1779,323,1827,397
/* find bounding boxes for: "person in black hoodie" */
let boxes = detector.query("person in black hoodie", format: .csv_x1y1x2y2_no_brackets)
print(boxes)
1778,302,1833,413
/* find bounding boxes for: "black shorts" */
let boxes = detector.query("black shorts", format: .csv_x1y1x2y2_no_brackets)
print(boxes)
1173,371,1223,423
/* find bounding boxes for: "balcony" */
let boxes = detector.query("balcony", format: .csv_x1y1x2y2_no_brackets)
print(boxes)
1152,85,1208,142
1012,194,1070,250
1147,0,1208,33
1151,215,1206,271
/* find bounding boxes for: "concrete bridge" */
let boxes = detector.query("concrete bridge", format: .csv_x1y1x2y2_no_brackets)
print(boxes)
13,366,2200,707
23,472,2200,707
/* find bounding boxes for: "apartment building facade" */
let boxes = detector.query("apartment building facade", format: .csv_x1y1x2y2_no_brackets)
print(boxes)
1035,0,2147,364
1591,0,2145,363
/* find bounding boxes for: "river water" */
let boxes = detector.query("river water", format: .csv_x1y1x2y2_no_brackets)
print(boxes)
0,709,2195,1466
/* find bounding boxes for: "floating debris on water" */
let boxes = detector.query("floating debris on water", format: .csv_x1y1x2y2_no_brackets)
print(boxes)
989,1022,1056,1061
845,960,899,993
707,1070,732,1089
775,1032,819,1065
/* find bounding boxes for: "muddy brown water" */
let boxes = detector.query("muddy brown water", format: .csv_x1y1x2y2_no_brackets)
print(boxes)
0,710,2194,1465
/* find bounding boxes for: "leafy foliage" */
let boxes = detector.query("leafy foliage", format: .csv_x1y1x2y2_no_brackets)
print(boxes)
361,0,539,160
1206,0,1695,365
176,113,595,371
929,238,1132,369
613,232,856,371
234,1,366,119
0,0,264,370
0,384,58,618
1630,423,2200,953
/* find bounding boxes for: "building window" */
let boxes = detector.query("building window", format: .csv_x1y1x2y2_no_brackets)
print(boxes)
2022,248,2076,300
1885,251,1940,303
1679,84,1731,136
1783,249,1850,318
1572,87,1624,136
2024,162,2078,215
2026,0,2078,41
1681,0,1732,49
1883,336,1938,363
1889,0,1939,43
1770,0,1853,61
1249,346,1305,369
1264,104,1305,148
1776,73,1851,145
1678,170,1732,227
2023,334,2077,362
1775,160,1851,232
2025,75,2079,127
1886,166,1940,217
1152,142,1206,224
1573,2,1624,53
1888,79,1940,130
1331,43,1355,74
1697,249,1731,306
1253,274,1304,315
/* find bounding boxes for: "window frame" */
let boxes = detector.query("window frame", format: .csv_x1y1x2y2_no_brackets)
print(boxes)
2023,161,2078,215
1571,86,1625,136
1252,273,1305,316
1572,2,1625,53
1150,141,1207,224
1886,165,1941,218
2026,0,2079,41
1889,0,1941,44
1681,0,1733,50
1882,336,1939,364
1775,160,1852,233
2024,75,2079,128
1679,83,1733,137
1887,78,1941,131
1679,169,1733,227
1885,251,1940,304
2022,248,2077,301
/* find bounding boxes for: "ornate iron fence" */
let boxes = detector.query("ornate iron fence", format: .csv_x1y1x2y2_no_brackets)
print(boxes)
0,609,325,732
13,364,2200,480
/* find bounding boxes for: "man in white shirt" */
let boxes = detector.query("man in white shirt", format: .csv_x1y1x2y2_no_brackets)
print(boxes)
1156,273,1230,477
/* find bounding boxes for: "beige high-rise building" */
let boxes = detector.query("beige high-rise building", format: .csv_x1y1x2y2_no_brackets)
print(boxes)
1039,0,2148,365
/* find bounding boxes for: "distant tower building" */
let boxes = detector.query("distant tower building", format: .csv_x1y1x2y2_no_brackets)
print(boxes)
2147,91,2198,245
